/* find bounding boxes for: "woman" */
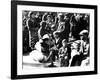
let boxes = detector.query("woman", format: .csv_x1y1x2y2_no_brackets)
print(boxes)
29,34,50,63
38,21,48,39
27,11,40,49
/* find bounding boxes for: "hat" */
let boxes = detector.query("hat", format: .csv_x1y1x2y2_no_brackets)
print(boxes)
42,34,49,39
79,30,89,36
58,13,63,16
39,39,43,43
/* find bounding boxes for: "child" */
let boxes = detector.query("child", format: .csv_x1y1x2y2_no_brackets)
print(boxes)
59,39,71,67
53,31,62,49
70,30,89,66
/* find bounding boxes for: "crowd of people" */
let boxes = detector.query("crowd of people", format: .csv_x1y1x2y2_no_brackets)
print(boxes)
23,11,90,67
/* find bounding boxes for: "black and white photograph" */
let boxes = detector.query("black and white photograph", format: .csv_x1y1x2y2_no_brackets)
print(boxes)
11,1,97,79
22,11,90,68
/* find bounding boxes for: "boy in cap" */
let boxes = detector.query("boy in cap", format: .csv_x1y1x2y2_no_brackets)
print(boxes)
70,30,89,66
59,39,71,67
79,30,90,66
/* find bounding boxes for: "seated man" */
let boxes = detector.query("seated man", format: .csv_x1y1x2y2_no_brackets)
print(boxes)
46,31,62,67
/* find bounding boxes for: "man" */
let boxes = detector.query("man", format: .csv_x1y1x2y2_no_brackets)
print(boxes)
46,31,62,67
70,13,88,40
56,13,69,40
46,15,55,34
